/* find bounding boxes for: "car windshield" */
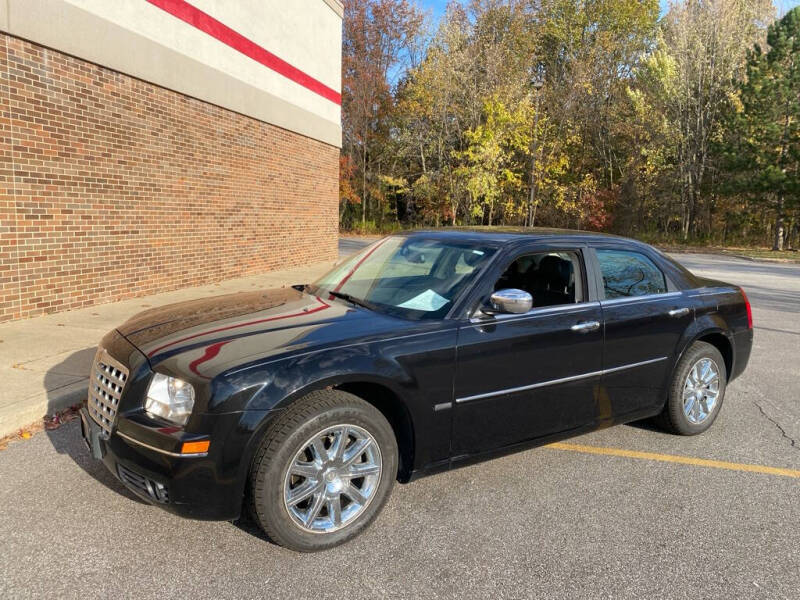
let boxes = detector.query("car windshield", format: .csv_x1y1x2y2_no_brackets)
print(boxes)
308,236,497,320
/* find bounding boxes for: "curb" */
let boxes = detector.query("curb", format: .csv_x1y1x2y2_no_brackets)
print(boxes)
723,253,799,264
0,379,88,439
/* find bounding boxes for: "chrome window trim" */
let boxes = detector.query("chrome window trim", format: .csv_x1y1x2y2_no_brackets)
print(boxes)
455,356,669,404
687,290,730,298
468,301,601,326
600,291,683,307
116,431,208,458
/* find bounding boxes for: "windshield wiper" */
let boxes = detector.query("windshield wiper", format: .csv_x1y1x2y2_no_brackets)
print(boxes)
327,290,376,312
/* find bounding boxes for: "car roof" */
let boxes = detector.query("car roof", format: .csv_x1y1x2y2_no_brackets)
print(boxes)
402,227,635,247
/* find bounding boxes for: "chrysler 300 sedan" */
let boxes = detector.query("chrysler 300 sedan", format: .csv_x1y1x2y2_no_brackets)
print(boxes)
80,230,753,551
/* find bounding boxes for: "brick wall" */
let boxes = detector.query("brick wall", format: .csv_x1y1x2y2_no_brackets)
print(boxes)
0,33,339,323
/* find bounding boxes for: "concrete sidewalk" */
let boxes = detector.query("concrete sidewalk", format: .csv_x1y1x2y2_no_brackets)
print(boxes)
0,260,335,438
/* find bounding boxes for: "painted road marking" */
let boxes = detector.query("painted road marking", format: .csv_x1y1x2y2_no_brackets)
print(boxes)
546,442,800,479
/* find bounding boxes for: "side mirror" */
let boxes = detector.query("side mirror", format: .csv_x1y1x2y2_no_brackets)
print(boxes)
488,289,533,314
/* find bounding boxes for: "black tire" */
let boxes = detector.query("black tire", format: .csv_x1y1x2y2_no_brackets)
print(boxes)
656,341,727,435
248,389,398,552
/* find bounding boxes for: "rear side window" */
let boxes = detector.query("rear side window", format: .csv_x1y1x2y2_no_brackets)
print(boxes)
596,249,667,299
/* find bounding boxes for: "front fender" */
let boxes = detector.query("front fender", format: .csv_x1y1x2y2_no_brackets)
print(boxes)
245,347,415,413
213,326,457,491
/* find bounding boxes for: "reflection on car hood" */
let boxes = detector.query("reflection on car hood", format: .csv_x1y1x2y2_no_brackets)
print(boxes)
117,287,413,379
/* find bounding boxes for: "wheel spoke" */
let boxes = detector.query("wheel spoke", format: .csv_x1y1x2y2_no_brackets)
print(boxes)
684,396,695,418
345,463,381,478
330,426,349,461
689,365,700,385
343,483,368,505
304,492,325,527
343,437,371,467
327,496,342,527
311,437,330,463
699,360,711,383
290,461,320,479
287,479,319,506
696,399,707,420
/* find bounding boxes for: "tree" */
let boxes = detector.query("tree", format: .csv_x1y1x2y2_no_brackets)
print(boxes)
341,0,425,231
720,8,800,249
454,97,531,225
338,0,795,248
659,0,774,239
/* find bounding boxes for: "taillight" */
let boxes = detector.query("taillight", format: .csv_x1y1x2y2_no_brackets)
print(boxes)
740,288,753,329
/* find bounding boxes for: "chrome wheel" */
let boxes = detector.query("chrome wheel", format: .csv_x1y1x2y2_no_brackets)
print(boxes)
283,424,382,534
683,357,721,425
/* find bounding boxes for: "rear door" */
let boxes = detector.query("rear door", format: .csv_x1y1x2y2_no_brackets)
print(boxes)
588,246,692,419
451,244,603,457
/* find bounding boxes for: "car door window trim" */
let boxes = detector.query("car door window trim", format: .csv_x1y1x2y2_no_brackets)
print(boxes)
600,291,683,307
455,356,669,404
467,301,602,326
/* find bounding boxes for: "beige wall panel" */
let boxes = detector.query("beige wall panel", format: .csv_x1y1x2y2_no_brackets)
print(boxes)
2,0,341,146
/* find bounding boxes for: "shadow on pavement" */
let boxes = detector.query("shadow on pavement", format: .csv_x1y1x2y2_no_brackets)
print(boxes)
44,348,145,504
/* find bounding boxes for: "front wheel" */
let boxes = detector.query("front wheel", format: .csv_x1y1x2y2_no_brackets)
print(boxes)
248,389,398,552
657,341,727,435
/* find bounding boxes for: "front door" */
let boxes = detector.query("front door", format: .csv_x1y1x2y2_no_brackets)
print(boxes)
451,246,603,458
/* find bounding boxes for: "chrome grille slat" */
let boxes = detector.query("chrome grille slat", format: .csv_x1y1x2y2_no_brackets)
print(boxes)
87,348,129,438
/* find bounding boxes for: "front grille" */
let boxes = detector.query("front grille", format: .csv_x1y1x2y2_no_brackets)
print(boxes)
118,464,169,503
87,348,129,439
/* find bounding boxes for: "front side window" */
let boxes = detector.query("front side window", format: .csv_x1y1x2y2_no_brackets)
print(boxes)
493,251,583,309
596,249,667,299
309,236,496,320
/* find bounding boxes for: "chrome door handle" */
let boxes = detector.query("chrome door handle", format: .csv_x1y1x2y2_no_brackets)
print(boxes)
571,320,600,333
668,308,690,318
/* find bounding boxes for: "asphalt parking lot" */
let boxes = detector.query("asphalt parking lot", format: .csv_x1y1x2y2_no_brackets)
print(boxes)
0,247,798,599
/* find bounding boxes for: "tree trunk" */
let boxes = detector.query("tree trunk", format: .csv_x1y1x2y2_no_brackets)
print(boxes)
773,196,785,251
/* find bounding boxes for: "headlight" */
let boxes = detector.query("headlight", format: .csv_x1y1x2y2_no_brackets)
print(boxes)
145,373,195,425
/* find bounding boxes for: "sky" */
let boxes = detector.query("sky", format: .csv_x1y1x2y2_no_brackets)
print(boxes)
415,0,800,26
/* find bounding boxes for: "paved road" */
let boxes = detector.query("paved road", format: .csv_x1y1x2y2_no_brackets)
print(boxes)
1,246,798,599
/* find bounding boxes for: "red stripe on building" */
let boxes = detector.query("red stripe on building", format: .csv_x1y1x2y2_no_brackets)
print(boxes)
146,0,342,105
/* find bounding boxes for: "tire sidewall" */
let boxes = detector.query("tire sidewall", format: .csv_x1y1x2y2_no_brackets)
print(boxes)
254,400,398,552
668,342,727,435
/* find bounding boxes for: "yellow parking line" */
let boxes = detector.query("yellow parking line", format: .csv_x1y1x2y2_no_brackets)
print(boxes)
546,442,800,479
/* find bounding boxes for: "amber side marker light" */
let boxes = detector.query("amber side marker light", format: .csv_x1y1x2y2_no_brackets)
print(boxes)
181,440,210,454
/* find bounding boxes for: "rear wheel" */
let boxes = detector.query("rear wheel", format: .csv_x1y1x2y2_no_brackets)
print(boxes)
657,341,727,435
248,389,398,552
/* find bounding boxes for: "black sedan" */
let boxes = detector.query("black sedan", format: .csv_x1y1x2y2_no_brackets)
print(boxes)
80,230,753,551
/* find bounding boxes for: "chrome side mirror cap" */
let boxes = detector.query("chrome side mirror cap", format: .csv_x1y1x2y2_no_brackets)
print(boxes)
489,289,533,314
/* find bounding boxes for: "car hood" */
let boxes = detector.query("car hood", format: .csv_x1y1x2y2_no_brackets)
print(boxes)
117,287,411,378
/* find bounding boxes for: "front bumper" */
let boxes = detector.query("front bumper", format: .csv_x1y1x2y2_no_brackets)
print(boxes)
80,406,248,520
81,329,275,521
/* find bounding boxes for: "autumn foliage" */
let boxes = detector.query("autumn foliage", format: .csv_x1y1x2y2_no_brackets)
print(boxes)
340,0,798,249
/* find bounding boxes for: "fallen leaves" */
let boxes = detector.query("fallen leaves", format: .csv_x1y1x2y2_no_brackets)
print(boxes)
43,405,81,430
0,403,82,451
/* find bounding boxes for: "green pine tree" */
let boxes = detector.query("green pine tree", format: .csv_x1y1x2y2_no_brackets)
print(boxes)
721,7,800,249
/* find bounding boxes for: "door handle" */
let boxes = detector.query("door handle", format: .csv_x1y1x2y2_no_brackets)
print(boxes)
571,320,600,333
668,307,690,318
